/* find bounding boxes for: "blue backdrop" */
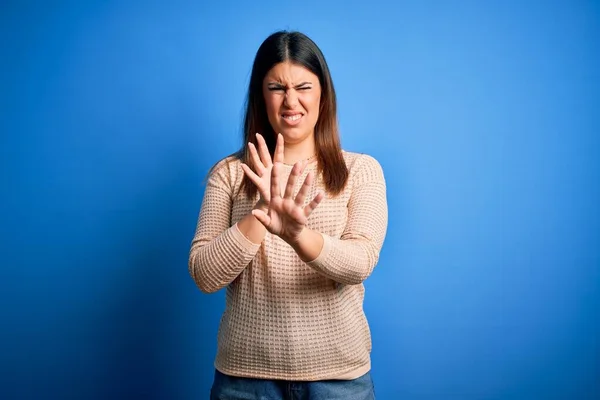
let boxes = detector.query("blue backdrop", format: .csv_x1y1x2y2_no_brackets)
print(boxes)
1,1,599,399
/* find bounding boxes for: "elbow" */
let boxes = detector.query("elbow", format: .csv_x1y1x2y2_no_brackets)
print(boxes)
190,268,222,294
188,255,222,294
197,282,221,294
349,251,380,285
194,273,221,294
335,260,376,285
346,266,375,285
358,267,375,284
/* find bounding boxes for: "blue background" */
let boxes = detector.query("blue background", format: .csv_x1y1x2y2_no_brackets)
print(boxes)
1,1,599,399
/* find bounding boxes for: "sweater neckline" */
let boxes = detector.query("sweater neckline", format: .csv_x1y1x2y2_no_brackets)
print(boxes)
280,158,318,169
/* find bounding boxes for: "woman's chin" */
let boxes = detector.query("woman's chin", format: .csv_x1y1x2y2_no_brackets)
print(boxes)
277,128,313,143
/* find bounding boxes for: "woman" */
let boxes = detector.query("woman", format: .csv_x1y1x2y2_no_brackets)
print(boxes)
189,30,388,399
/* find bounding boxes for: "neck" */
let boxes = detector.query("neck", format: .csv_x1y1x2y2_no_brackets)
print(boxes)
282,139,316,166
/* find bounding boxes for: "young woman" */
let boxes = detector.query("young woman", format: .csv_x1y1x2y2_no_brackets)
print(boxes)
189,30,388,400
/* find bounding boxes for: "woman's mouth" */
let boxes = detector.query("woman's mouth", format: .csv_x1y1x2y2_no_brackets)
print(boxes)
282,113,304,125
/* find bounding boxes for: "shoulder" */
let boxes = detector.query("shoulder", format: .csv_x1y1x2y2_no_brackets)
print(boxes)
211,154,241,173
207,154,244,192
342,150,385,185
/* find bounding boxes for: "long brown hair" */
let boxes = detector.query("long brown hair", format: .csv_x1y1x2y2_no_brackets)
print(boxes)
236,30,349,198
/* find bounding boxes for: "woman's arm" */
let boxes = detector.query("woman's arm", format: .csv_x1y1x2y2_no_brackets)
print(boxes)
188,161,263,293
252,153,388,285
189,134,284,293
294,155,388,285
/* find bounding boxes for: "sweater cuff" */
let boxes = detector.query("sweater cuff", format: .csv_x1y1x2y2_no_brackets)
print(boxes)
306,232,332,265
231,222,262,252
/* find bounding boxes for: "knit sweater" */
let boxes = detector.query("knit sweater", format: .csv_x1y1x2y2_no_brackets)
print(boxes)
189,150,388,381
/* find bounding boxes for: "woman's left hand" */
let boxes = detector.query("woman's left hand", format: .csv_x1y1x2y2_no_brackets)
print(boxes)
252,160,324,244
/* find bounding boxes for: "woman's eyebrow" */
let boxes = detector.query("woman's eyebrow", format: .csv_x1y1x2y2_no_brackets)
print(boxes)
266,81,312,88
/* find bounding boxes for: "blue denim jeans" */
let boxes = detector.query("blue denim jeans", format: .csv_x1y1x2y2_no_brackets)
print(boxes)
210,369,375,400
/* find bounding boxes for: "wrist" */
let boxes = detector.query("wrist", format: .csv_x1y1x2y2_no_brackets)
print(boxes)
287,227,322,263
287,227,307,249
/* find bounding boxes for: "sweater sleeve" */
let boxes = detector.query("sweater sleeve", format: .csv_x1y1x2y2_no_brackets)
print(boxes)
188,160,260,293
306,154,388,285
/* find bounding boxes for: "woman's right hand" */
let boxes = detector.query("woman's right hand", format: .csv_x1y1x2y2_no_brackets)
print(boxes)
240,133,284,210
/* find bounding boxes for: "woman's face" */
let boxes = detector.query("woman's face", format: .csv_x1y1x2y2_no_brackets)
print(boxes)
262,61,322,145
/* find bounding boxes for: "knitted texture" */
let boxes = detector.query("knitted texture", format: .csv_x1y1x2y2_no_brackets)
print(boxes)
189,151,388,380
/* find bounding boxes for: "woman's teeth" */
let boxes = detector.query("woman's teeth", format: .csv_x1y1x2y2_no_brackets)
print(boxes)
283,114,302,121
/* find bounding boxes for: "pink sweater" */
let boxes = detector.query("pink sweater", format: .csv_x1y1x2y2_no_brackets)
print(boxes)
189,151,388,381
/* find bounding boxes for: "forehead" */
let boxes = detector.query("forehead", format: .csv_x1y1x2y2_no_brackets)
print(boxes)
264,61,318,84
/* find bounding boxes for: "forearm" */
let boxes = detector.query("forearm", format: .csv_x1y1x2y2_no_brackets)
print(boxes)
289,227,324,263
189,159,271,293
304,233,381,285
287,226,380,285
236,201,268,244
189,220,260,293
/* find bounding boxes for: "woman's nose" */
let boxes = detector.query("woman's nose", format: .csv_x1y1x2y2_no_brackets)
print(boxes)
284,89,298,108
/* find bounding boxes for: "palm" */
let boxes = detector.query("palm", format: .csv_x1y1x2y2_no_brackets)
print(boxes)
240,133,323,244
255,158,323,243
263,190,307,238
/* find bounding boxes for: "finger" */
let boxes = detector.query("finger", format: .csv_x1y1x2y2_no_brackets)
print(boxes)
248,142,265,174
270,161,282,199
251,209,271,228
241,163,262,187
294,166,313,206
273,133,285,164
284,160,306,199
304,191,325,218
256,133,273,167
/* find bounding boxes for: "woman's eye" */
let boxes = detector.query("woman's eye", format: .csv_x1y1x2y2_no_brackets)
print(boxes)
297,87,311,91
